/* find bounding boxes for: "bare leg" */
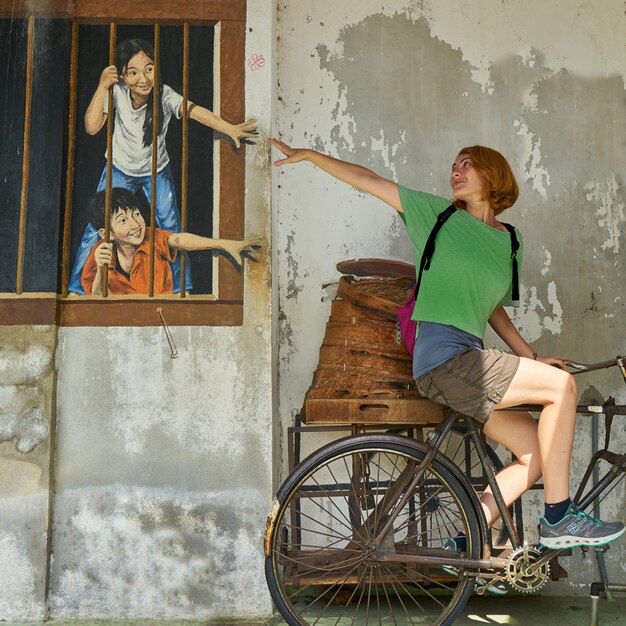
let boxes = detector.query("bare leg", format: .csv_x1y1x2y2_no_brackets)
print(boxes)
482,357,577,524
481,410,542,527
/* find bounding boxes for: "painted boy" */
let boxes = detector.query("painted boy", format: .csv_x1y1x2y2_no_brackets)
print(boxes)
81,188,260,295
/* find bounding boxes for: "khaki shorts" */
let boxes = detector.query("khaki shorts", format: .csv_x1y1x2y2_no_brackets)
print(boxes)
414,348,520,423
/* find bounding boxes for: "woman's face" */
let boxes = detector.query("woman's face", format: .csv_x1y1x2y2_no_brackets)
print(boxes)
122,50,154,101
450,154,485,202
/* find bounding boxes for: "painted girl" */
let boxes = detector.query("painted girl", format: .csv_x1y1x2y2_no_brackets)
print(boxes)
68,38,257,294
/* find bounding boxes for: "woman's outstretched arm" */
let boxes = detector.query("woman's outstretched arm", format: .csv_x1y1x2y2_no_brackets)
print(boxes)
271,138,402,212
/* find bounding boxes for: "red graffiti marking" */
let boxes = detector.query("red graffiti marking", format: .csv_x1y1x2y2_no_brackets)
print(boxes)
248,53,266,71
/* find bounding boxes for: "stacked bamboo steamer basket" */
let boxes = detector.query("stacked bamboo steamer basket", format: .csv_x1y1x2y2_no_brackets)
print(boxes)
301,259,443,425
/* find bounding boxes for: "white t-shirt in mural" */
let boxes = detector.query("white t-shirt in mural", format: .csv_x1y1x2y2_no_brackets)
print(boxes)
103,82,183,176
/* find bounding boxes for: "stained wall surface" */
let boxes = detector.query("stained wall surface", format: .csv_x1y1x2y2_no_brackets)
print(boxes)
274,0,626,594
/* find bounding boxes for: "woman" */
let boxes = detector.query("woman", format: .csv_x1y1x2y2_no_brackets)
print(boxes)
270,138,624,567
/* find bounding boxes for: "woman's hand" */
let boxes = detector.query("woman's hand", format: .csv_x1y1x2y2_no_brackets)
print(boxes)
536,355,569,369
269,137,401,210
270,138,312,166
98,65,119,91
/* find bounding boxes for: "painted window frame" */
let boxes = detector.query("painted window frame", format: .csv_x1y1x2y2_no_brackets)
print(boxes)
0,0,247,327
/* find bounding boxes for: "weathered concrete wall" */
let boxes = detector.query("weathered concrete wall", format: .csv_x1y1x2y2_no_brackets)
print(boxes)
0,326,56,621
275,0,625,594
50,325,272,618
0,1,276,620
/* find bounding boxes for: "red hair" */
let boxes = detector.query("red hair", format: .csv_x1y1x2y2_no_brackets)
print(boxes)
455,146,519,215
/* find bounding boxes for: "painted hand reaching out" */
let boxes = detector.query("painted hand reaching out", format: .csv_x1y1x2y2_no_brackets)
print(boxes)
227,118,259,148
223,236,263,267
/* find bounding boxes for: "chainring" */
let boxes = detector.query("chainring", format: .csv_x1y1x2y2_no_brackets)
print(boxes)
505,546,550,593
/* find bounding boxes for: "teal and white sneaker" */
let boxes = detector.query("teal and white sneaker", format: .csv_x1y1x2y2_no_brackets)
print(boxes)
441,537,463,577
539,505,625,549
441,537,508,596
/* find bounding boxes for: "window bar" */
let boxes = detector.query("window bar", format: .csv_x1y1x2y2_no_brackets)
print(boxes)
61,22,79,298
16,15,34,295
149,23,160,297
101,22,116,297
180,22,189,299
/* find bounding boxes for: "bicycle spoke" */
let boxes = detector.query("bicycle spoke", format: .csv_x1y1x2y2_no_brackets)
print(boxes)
382,570,421,626
380,576,399,626
304,558,369,622
306,470,365,535
379,561,451,622
329,566,370,626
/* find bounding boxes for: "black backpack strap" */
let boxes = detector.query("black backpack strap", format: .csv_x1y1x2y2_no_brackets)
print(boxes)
501,222,520,302
412,204,456,303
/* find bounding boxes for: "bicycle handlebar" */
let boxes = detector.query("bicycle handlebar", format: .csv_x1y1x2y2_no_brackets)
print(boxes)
565,356,626,383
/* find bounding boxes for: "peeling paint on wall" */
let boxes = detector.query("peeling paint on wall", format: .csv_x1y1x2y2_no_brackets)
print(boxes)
514,120,550,199
0,385,48,454
585,176,625,254
0,404,49,454
0,343,53,386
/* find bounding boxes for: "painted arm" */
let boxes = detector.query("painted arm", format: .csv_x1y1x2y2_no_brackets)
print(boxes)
168,233,263,267
270,138,402,212
187,104,257,148
85,65,118,135
488,305,567,367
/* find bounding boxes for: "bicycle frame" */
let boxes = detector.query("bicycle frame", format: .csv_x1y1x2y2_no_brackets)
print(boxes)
370,356,626,574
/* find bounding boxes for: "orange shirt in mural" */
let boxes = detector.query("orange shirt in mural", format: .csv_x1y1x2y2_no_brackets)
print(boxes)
81,227,177,295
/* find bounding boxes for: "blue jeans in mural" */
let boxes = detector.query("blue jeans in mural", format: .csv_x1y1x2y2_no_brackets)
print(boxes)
67,164,192,294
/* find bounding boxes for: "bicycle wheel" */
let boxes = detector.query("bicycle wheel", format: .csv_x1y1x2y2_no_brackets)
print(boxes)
265,434,481,626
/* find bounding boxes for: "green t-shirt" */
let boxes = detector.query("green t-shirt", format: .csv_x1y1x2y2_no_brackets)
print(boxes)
398,186,522,340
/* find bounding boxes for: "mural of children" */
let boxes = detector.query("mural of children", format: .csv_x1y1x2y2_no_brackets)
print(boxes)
81,188,261,296
69,37,257,295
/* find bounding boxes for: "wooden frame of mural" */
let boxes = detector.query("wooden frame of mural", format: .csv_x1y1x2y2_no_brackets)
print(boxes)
0,0,247,326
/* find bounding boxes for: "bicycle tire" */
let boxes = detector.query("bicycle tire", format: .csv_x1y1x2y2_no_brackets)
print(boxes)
265,433,481,626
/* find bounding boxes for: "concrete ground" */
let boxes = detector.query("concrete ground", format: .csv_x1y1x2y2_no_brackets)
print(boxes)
4,594,626,626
